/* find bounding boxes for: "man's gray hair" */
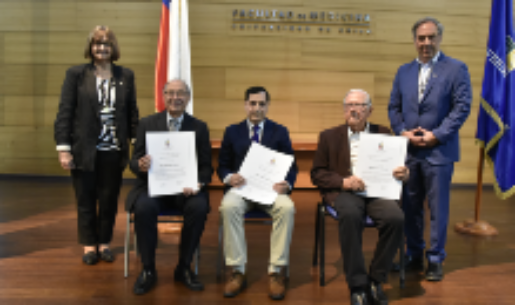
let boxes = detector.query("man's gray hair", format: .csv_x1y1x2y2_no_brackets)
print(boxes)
163,78,191,94
343,89,372,107
412,17,444,39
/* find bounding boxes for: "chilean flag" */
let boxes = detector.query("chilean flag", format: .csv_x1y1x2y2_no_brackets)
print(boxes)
155,0,193,114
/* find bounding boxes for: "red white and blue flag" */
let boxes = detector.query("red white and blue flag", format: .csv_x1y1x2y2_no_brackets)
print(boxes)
155,0,193,113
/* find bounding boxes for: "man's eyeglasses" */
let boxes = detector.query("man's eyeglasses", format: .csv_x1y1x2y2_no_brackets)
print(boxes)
343,103,369,109
164,90,189,98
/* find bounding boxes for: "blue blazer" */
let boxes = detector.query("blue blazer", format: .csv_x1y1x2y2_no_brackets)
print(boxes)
388,52,472,165
217,119,298,191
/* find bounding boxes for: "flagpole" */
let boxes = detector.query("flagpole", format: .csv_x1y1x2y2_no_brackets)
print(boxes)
454,144,498,236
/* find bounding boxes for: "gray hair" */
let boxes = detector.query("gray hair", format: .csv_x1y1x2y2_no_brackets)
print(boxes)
343,89,372,107
163,78,191,94
412,17,444,39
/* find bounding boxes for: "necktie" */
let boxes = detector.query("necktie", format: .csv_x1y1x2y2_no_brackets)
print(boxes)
251,125,260,143
169,118,179,132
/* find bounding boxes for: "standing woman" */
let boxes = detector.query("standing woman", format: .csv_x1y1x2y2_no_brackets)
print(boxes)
54,25,139,265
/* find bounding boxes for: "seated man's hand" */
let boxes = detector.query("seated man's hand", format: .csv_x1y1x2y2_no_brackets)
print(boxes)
393,166,410,182
138,155,152,172
273,181,290,194
229,173,246,187
343,176,365,192
183,184,202,197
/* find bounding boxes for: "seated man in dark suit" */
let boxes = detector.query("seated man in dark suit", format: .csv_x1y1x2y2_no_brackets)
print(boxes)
311,89,408,305
126,79,213,295
218,86,298,300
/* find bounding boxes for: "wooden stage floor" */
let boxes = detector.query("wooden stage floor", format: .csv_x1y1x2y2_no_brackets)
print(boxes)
0,178,514,304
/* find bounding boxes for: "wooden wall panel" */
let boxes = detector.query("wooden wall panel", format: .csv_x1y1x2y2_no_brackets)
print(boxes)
0,0,500,185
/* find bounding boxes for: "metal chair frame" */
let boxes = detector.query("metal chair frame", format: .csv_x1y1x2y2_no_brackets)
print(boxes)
312,201,405,288
124,210,200,278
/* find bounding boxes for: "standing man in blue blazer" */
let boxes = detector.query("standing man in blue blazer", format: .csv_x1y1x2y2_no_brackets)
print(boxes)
388,17,472,281
218,86,297,300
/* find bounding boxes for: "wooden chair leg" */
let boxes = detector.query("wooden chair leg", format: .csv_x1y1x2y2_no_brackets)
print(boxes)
319,204,326,286
313,203,321,267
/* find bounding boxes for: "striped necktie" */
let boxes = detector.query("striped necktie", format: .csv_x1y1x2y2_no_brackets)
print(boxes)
251,124,260,143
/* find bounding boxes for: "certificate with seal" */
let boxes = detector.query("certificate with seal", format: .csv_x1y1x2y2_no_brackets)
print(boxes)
354,133,408,200
146,132,198,197
231,142,294,205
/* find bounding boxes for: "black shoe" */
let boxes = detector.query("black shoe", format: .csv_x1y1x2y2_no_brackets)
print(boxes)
425,262,443,281
351,290,369,305
174,267,204,291
370,282,388,305
133,269,157,295
392,255,424,272
99,248,115,262
82,251,98,265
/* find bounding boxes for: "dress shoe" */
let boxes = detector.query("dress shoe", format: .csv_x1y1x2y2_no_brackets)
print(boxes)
174,267,204,291
224,272,247,298
82,251,98,265
392,255,424,272
370,282,389,305
133,269,157,295
425,262,443,281
350,290,369,305
269,272,288,300
99,248,115,262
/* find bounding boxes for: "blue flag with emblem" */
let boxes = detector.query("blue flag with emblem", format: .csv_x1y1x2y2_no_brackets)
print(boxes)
476,0,515,199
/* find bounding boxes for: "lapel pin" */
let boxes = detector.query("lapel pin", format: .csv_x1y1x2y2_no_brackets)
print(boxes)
120,81,123,85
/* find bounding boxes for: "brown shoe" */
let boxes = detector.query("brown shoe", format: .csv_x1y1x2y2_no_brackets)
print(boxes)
269,272,287,300
223,272,247,298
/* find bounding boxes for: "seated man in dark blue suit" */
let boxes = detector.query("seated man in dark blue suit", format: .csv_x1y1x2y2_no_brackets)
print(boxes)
218,86,298,301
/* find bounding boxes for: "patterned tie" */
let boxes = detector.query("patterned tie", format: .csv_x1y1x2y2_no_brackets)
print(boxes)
251,124,260,143
169,118,179,132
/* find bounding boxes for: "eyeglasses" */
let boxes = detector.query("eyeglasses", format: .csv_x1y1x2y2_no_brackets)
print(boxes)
247,101,267,107
92,41,112,48
343,103,369,109
164,90,189,98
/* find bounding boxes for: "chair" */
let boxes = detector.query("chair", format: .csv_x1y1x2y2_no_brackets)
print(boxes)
216,208,289,281
124,208,200,278
312,201,405,288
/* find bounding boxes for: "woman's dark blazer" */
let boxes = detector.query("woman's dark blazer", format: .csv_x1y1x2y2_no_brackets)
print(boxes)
54,63,139,171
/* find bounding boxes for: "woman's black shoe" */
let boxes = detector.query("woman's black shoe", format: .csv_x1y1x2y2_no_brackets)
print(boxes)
99,248,115,262
82,251,98,265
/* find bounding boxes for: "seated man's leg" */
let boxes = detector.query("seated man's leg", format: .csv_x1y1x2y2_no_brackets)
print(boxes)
219,191,251,297
176,193,210,270
173,192,210,290
132,192,163,294
263,195,295,274
133,193,162,272
333,192,367,290
262,194,295,300
367,198,404,284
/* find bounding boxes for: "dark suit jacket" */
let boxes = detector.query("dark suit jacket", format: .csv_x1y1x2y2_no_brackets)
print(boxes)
388,52,472,165
311,123,391,204
54,63,139,171
125,111,213,211
217,119,298,192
